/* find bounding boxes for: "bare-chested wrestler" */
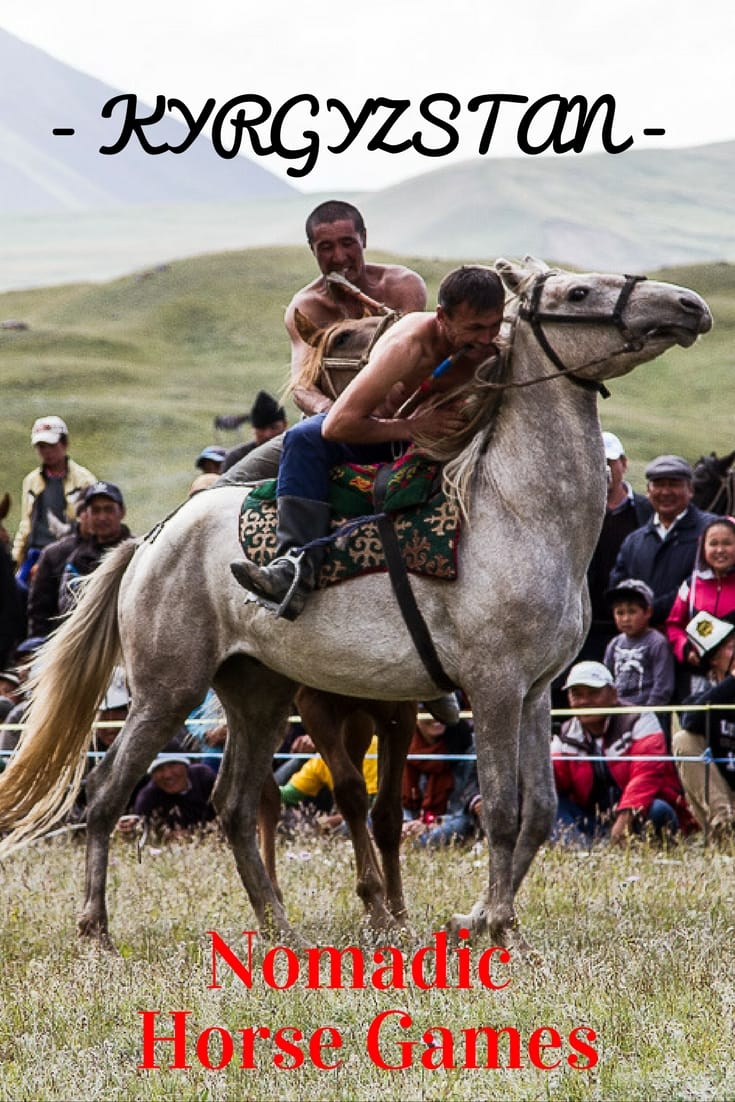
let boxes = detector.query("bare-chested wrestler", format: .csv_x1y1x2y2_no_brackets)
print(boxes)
231,265,505,620
218,199,426,483
227,209,475,727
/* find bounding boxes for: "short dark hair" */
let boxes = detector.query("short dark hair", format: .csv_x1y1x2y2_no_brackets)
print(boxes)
438,266,505,316
610,592,650,613
305,201,365,244
703,517,735,540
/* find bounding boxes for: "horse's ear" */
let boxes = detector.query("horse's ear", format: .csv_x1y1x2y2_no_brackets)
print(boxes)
0,493,9,521
294,308,322,347
494,258,527,293
495,256,549,293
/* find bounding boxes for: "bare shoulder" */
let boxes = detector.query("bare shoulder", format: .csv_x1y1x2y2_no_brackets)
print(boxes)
364,310,438,367
365,263,427,312
284,279,334,333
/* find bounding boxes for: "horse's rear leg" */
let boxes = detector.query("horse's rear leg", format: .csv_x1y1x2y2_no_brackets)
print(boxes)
334,711,394,929
258,773,283,904
213,657,298,942
371,701,416,924
79,705,194,946
298,689,392,930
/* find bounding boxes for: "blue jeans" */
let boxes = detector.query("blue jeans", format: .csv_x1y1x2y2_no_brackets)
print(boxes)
552,796,679,845
416,810,478,847
277,414,398,500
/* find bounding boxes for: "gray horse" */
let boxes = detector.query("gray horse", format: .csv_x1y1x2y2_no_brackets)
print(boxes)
0,257,712,950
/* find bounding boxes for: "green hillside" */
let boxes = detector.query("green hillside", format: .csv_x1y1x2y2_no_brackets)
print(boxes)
1,248,733,538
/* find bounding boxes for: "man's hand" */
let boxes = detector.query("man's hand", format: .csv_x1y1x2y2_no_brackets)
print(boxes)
204,724,228,747
291,734,316,755
116,814,142,836
610,808,635,843
408,401,467,440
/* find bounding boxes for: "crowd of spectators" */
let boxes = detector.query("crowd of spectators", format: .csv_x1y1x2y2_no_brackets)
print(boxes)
2,408,735,850
1,200,731,851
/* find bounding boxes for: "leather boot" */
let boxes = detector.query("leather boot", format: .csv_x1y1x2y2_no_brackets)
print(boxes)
231,496,332,620
423,694,460,726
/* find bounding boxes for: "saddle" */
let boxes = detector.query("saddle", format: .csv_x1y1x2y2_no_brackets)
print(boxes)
239,451,460,587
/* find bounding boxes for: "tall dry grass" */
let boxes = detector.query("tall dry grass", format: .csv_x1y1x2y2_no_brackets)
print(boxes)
0,829,733,1101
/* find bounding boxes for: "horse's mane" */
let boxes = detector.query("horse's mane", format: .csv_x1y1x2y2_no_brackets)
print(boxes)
413,330,514,520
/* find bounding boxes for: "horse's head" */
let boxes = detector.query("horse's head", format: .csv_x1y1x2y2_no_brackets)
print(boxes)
496,256,712,388
692,449,735,514
294,308,389,356
293,310,397,400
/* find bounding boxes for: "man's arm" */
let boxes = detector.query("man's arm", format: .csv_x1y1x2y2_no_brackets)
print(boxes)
322,316,467,445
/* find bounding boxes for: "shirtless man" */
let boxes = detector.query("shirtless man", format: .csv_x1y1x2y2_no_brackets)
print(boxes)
218,199,426,484
231,264,505,619
287,199,427,415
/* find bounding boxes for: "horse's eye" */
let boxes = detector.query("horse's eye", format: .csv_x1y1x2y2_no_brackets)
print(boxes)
567,287,588,303
331,331,351,349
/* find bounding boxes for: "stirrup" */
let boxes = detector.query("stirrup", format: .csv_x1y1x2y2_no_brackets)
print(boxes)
240,548,307,620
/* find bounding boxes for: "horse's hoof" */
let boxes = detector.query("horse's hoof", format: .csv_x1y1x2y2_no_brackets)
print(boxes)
77,918,116,952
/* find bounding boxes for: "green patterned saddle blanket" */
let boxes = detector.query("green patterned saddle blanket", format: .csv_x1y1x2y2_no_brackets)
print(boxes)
239,452,460,587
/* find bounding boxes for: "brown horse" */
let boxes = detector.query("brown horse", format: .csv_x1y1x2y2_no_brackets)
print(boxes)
692,449,735,515
260,688,416,928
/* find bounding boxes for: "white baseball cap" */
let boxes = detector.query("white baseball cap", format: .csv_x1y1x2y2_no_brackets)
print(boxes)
100,667,130,711
602,431,625,461
31,416,68,445
562,661,615,691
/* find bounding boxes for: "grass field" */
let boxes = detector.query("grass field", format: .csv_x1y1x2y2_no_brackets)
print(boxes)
0,830,733,1101
1,248,734,539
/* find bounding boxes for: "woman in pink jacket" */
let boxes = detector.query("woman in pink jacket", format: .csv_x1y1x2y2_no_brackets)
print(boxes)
666,517,735,666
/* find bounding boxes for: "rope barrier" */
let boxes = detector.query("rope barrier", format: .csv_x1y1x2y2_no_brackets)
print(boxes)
1,703,733,765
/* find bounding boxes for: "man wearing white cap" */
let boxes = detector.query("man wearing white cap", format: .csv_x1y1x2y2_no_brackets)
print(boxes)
579,431,652,662
551,660,693,844
12,416,96,571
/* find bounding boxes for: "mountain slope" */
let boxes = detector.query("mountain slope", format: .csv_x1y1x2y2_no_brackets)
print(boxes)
355,142,735,270
0,27,295,211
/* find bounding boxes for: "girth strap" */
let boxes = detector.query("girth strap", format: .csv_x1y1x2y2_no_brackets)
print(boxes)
373,465,456,694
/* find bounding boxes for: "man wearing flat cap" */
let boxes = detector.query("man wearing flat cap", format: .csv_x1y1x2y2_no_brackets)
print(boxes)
609,453,716,630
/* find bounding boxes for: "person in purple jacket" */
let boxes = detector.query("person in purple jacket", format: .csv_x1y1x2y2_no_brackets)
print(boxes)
130,753,217,835
603,578,675,706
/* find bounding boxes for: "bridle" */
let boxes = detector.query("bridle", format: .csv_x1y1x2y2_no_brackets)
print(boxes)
319,310,399,399
515,271,648,399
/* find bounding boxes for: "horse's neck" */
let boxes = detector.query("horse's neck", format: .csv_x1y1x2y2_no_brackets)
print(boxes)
476,329,606,527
